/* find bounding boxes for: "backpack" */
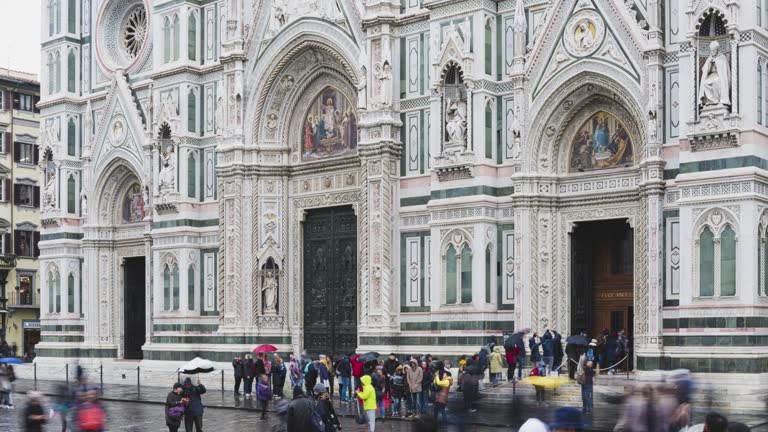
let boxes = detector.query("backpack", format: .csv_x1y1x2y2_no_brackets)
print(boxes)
305,362,318,383
77,404,106,430
310,400,326,432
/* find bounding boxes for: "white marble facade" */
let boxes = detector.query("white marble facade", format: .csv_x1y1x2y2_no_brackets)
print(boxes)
34,0,768,374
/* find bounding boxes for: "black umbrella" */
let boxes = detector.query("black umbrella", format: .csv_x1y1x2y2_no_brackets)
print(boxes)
503,331,526,349
566,334,588,345
359,351,380,362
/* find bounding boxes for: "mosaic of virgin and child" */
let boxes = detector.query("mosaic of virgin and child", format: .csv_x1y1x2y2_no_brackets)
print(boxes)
303,89,357,161
569,111,633,171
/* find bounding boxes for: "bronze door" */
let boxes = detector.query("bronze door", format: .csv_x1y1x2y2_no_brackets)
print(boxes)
124,257,146,360
303,206,357,357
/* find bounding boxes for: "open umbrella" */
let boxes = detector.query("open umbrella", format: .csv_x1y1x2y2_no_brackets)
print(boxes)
0,358,22,364
566,335,588,345
178,357,215,374
504,331,527,349
252,344,278,354
521,375,571,389
359,352,380,362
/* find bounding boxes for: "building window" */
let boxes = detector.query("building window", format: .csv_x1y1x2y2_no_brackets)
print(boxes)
67,50,76,93
484,22,492,75
15,142,36,165
443,233,473,305
55,52,61,93
484,245,492,303
759,62,763,125
15,230,39,258
760,225,768,297
188,12,197,61
460,245,473,303
67,273,75,313
14,94,33,112
187,89,196,133
485,102,493,159
15,184,39,207
47,55,55,95
163,261,180,311
172,14,180,61
48,269,60,313
187,150,196,198
48,0,55,36
18,273,33,306
68,0,76,33
68,118,76,155
720,225,736,296
445,245,457,304
67,175,76,214
188,265,195,310
698,227,715,297
172,263,179,310
163,17,171,63
696,220,738,298
163,264,171,310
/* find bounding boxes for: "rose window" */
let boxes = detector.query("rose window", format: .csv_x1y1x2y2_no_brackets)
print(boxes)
122,7,147,58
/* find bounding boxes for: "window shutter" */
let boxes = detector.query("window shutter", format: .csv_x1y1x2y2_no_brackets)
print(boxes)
12,93,19,111
2,179,9,203
2,233,9,255
13,184,19,205
3,91,9,111
13,142,19,163
33,96,40,113
33,145,39,165
33,186,40,208
33,231,40,258
14,232,21,256
3,133,9,154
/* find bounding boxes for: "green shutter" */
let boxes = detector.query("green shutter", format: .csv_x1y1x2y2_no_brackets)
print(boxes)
446,245,457,304
173,15,180,61
163,20,171,63
699,228,715,296
68,119,76,155
759,63,763,125
485,104,493,159
720,226,736,296
485,246,491,303
48,272,54,313
461,245,473,303
188,91,196,132
67,50,76,93
68,0,76,33
55,273,61,313
484,24,492,75
187,151,196,198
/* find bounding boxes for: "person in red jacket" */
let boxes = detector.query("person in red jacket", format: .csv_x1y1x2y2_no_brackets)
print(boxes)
350,353,364,391
504,346,518,383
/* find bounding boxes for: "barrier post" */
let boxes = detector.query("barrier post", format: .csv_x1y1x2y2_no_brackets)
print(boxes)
100,365,104,394
221,370,224,393
33,362,37,389
65,364,69,391
177,372,180,383
137,366,141,396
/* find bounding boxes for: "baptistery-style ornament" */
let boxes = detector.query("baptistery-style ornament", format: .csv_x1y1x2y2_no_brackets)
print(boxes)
95,0,151,73
563,9,605,57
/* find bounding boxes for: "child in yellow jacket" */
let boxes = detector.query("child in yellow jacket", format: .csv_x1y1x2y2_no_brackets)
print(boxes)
357,375,377,432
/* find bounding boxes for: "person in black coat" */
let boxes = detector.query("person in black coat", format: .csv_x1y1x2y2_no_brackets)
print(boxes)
165,383,185,432
313,384,341,432
541,330,554,375
287,386,316,431
182,377,206,432
243,354,256,398
529,333,542,364
24,391,46,432
553,330,564,373
232,356,243,395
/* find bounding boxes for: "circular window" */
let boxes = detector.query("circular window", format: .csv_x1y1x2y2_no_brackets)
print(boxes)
122,7,147,59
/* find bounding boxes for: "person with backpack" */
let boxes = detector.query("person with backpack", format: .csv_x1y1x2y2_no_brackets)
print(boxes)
313,383,341,432
357,375,377,432
256,374,273,420
304,358,319,396
182,377,206,432
334,354,352,402
243,354,255,398
287,385,323,432
165,383,186,432
389,365,406,417
76,390,106,432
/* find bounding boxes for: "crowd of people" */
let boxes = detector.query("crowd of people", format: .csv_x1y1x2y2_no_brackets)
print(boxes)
25,372,108,432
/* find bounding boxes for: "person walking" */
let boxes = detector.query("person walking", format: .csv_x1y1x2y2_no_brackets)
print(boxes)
334,353,352,402
289,355,302,390
350,353,364,391
489,346,505,386
549,407,588,432
373,366,386,420
232,356,243,395
579,360,595,413
75,390,106,432
313,383,341,432
357,375,377,432
405,359,423,417
433,366,452,424
504,345,518,383
165,383,186,432
529,333,542,369
256,374,273,420
182,377,206,432
552,329,564,373
243,354,255,398
272,355,287,399
287,386,317,431
541,330,554,376
23,391,46,432
389,365,406,417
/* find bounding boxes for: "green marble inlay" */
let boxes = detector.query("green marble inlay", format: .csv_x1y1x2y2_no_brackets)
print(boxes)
401,186,514,207
360,335,496,346
153,324,220,332
678,156,768,174
41,233,84,241
637,356,768,373
41,325,84,332
152,219,219,229
663,335,768,347
663,169,679,180
145,350,291,362
151,335,291,344
37,348,117,358
663,317,768,329
400,320,514,331
400,196,430,207
41,335,84,343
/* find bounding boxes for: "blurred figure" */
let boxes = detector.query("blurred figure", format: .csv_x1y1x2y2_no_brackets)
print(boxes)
553,329,564,373
165,383,186,432
182,377,206,432
357,375,377,432
580,360,595,413
317,355,330,390
461,357,481,412
530,361,546,406
373,365,386,419
550,407,588,432
287,385,315,431
727,422,750,432
289,354,302,390
51,383,72,432
412,415,438,432
542,330,554,375
432,365,452,424
24,391,46,432
529,333,542,366
489,346,504,386
334,353,352,402
420,361,432,414
75,389,106,432
313,383,341,432
519,418,548,432
231,356,243,395
0,364,11,408
256,373,273,420
389,365,406,417
272,354,287,399
243,354,255,398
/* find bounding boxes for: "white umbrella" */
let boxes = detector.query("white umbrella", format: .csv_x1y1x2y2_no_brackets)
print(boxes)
177,357,216,374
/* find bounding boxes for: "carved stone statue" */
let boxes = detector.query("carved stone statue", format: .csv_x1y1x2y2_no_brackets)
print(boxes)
699,41,731,107
43,171,56,211
356,68,367,110
269,0,287,36
262,272,278,314
445,97,468,145
215,96,224,135
81,193,88,217
159,145,176,194
377,61,392,107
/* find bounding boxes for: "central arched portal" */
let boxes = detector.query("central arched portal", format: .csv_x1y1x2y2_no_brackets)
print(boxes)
302,205,357,357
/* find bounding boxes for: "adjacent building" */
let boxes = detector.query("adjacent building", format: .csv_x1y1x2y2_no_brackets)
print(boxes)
35,0,768,377
0,68,42,359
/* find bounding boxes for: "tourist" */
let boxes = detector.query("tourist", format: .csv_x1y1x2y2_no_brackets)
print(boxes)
287,385,316,431
373,365,386,419
530,361,546,406
350,352,364,391
334,353,352,402
542,330,554,375
461,356,480,412
182,377,206,432
580,360,595,413
23,391,46,432
504,344,518,382
164,383,186,432
405,359,423,416
313,383,341,432
529,332,542,366
383,353,400,396
264,354,273,390
550,407,588,432
326,355,335,399
272,354,287,399
243,354,255,398
389,365,406,417
606,331,619,373
553,329,564,373
586,339,597,364
420,360,432,414
597,332,607,369
256,374,272,420
231,356,243,395
304,357,318,396
489,346,504,386
515,335,526,380
255,353,267,378
0,364,11,408
317,355,330,390
75,389,106,432
289,354,302,390
432,365,452,424
357,375,377,432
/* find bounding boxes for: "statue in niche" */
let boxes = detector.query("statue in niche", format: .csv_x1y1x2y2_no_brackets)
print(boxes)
377,61,392,107
215,96,224,136
445,97,468,144
699,40,731,107
80,193,88,217
262,271,278,314
159,144,176,194
43,170,56,211
269,0,287,36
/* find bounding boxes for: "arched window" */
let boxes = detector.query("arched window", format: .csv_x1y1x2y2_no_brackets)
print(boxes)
699,227,715,297
759,62,763,125
445,245,457,304
55,51,61,93
485,102,493,159
48,270,55,313
67,0,76,33
720,225,736,296
67,49,76,93
187,150,196,198
163,264,171,310
188,265,195,310
172,263,180,310
763,65,768,125
188,12,197,61
485,246,492,303
67,273,75,313
163,17,171,63
48,0,55,36
67,175,76,214
484,21,492,75
172,15,180,61
460,245,473,303
67,117,76,155
187,89,196,133
52,271,61,313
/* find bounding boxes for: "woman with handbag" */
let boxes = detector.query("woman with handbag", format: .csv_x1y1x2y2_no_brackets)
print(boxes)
433,367,452,424
165,383,187,432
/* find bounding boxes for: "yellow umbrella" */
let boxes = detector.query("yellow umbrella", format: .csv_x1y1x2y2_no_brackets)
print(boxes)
521,375,571,389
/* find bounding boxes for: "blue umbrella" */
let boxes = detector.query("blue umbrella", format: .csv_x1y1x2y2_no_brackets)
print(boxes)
0,358,22,364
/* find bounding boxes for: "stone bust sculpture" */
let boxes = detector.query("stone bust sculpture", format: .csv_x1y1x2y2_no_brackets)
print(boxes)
699,40,731,107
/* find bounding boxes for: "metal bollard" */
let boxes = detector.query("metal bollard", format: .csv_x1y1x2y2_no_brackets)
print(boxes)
137,366,141,396
100,365,104,394
65,364,69,390
33,362,37,389
177,372,180,384
221,370,224,392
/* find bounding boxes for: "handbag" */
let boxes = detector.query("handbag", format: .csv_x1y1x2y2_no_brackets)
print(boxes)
167,405,185,419
355,400,368,425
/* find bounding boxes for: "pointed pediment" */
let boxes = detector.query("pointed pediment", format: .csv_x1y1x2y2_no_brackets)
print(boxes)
91,73,146,177
530,0,641,99
436,33,472,77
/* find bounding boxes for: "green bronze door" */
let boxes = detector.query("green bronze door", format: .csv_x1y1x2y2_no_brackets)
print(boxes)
303,206,357,357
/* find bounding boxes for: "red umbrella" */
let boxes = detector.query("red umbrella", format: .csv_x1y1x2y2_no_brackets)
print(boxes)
252,344,278,354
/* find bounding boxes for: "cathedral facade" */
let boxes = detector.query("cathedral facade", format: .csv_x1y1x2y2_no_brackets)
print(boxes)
36,0,768,374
